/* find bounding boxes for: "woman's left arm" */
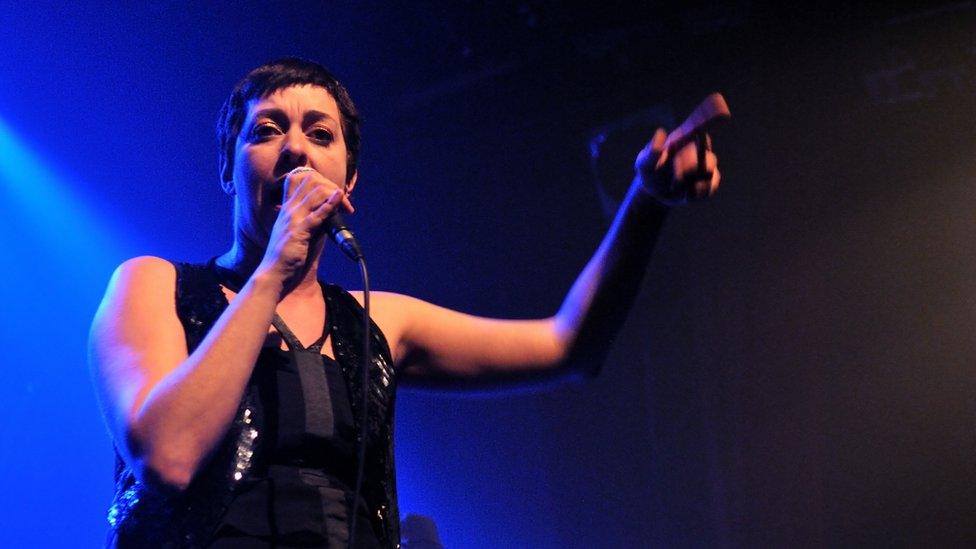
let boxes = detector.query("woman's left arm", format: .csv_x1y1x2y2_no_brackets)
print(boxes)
373,101,727,388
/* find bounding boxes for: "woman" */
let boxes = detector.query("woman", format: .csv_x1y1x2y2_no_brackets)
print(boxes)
89,58,723,548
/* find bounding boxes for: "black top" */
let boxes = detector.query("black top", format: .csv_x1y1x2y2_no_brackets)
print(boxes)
207,268,381,548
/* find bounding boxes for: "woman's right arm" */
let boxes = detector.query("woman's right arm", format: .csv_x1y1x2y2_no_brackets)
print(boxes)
88,256,282,491
89,169,351,491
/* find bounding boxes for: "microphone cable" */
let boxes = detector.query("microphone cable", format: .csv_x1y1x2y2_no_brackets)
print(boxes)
324,212,372,548
347,254,371,549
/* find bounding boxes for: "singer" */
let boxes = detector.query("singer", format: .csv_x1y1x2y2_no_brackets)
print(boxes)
89,58,724,548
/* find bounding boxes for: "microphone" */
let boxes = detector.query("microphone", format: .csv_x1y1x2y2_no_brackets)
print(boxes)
326,212,364,261
282,167,364,261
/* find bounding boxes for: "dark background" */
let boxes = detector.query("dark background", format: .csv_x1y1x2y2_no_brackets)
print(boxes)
0,2,973,546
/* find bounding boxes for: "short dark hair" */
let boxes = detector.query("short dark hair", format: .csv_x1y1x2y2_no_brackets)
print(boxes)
216,58,360,183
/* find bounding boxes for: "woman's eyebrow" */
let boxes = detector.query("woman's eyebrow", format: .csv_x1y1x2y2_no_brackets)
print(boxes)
250,108,287,123
303,110,338,126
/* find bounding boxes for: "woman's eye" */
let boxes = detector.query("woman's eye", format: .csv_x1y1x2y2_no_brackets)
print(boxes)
251,124,280,139
309,128,334,144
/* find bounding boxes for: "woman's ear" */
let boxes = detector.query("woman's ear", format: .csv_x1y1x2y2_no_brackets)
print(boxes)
345,171,358,195
220,158,235,196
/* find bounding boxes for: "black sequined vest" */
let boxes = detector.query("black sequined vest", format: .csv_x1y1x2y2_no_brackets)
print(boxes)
106,262,400,548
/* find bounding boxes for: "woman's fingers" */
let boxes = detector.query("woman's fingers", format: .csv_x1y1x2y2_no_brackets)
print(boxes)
673,140,719,200
636,127,722,205
298,185,330,216
307,190,345,225
282,167,353,216
635,128,669,173
708,167,721,197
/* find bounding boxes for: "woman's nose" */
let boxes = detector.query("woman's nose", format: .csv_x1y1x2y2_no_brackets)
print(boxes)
280,129,309,165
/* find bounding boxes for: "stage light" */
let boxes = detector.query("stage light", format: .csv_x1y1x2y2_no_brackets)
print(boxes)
0,115,123,258
0,114,129,546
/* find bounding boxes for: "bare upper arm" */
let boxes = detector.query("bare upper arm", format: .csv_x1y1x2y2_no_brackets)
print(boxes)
88,256,188,451
350,291,567,383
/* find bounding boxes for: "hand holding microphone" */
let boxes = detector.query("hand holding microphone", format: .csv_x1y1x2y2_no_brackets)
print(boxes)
258,166,361,294
283,166,363,261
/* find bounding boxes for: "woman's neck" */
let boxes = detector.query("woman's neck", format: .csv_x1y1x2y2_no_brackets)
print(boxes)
216,236,324,298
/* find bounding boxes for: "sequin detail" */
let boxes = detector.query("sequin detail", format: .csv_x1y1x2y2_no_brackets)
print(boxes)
325,283,400,546
232,408,258,483
106,484,138,528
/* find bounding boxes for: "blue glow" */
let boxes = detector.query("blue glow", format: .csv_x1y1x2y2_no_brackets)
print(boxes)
0,115,132,546
0,115,123,264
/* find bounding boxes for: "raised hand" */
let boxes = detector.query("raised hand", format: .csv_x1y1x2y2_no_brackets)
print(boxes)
635,93,731,206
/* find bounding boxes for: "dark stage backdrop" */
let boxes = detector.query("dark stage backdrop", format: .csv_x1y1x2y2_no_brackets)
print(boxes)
0,2,973,547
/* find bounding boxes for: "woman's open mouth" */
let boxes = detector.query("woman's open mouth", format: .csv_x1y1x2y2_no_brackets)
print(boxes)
267,186,284,208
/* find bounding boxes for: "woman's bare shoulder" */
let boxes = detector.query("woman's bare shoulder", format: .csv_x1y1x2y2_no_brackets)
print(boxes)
115,255,175,279
344,290,437,325
341,291,426,362
345,290,418,307
95,256,180,330
101,256,177,298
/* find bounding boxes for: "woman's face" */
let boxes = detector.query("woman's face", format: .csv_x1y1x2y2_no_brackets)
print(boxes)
228,84,354,240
